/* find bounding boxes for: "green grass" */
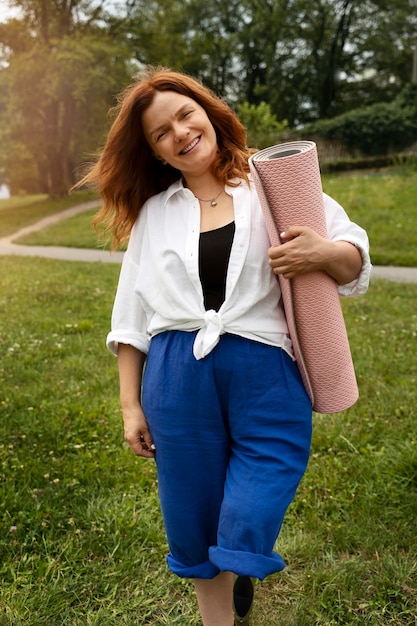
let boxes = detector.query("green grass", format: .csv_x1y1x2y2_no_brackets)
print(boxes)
4,167,417,266
14,209,104,249
0,191,97,239
322,168,417,267
0,256,416,624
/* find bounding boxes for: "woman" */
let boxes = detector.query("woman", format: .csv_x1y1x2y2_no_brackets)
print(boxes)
79,67,370,626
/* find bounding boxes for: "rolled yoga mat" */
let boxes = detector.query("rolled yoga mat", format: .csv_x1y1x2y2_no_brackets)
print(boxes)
249,141,358,413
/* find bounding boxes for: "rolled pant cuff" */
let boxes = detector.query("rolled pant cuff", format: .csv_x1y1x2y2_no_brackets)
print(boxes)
166,553,220,579
208,546,286,581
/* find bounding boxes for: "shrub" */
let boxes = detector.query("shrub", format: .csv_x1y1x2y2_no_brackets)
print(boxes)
305,84,417,157
237,101,288,149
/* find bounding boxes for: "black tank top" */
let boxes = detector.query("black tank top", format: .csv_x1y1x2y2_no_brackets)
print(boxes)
198,221,235,311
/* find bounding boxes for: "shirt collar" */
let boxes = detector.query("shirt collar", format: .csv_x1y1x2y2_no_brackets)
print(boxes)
163,178,185,206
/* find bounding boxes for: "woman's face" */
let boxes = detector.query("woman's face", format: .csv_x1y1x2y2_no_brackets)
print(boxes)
142,90,218,179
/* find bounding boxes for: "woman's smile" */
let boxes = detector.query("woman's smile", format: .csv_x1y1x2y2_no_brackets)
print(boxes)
142,91,218,176
179,136,201,155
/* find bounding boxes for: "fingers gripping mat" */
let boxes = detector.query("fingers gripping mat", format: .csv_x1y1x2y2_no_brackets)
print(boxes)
249,141,358,413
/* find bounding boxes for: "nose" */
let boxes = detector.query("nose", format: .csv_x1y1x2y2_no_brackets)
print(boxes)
173,122,189,143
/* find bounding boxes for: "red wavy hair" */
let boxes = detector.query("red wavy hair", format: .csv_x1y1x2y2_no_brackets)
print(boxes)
75,67,252,249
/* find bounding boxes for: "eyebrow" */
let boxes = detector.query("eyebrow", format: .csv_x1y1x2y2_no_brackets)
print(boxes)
149,103,193,139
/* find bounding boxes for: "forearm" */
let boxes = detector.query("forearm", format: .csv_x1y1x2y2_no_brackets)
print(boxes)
269,226,364,284
117,343,146,409
322,240,363,285
117,343,154,458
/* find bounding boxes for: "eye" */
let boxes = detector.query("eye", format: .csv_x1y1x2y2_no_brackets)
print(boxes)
156,130,167,142
182,109,193,118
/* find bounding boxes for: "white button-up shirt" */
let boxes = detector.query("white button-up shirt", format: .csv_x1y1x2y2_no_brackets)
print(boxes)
107,178,371,359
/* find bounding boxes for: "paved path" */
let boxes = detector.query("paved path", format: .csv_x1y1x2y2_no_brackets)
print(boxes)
370,265,417,283
0,201,123,264
1,202,417,281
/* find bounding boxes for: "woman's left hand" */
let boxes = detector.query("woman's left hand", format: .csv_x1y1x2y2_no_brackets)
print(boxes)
268,225,334,280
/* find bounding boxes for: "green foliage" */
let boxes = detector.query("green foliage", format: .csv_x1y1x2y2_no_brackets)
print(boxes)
0,257,416,624
0,5,132,196
307,85,417,156
2,0,417,195
124,0,244,97
237,101,288,149
236,0,417,125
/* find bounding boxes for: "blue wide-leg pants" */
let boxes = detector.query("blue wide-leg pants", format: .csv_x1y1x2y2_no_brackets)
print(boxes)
142,331,312,581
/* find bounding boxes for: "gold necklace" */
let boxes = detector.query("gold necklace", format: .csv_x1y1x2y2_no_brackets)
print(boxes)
194,188,224,207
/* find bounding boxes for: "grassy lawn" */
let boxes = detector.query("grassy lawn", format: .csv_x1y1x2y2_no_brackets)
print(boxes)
13,208,105,249
0,191,97,239
1,166,416,266
322,167,417,267
0,256,416,624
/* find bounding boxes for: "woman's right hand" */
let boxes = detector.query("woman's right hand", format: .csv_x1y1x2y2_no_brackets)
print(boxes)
117,344,154,458
122,402,155,458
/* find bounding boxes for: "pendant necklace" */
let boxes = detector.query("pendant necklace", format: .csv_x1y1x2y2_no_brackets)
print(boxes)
194,188,224,207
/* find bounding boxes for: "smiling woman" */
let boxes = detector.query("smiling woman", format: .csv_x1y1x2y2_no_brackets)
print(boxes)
74,67,251,249
73,66,370,626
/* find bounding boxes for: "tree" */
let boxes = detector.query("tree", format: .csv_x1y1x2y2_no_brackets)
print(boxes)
120,0,244,98
0,1,132,196
2,0,417,195
235,0,417,125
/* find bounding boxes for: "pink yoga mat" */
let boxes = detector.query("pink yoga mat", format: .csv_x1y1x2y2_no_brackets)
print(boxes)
249,141,358,413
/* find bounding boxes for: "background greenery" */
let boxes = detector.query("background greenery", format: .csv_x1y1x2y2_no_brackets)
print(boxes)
321,167,417,266
1,0,417,196
6,167,417,268
0,191,95,239
305,84,417,157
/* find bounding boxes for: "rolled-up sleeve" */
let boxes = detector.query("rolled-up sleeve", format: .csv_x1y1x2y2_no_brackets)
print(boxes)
324,193,371,297
106,251,150,356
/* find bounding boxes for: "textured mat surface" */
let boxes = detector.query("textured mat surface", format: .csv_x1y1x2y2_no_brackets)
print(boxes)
249,141,358,413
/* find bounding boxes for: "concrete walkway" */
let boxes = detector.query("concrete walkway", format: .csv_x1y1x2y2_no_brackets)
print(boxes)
370,265,417,283
1,201,417,281
0,201,123,264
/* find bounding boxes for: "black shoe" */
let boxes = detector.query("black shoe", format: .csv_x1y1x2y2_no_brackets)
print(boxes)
233,576,255,625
